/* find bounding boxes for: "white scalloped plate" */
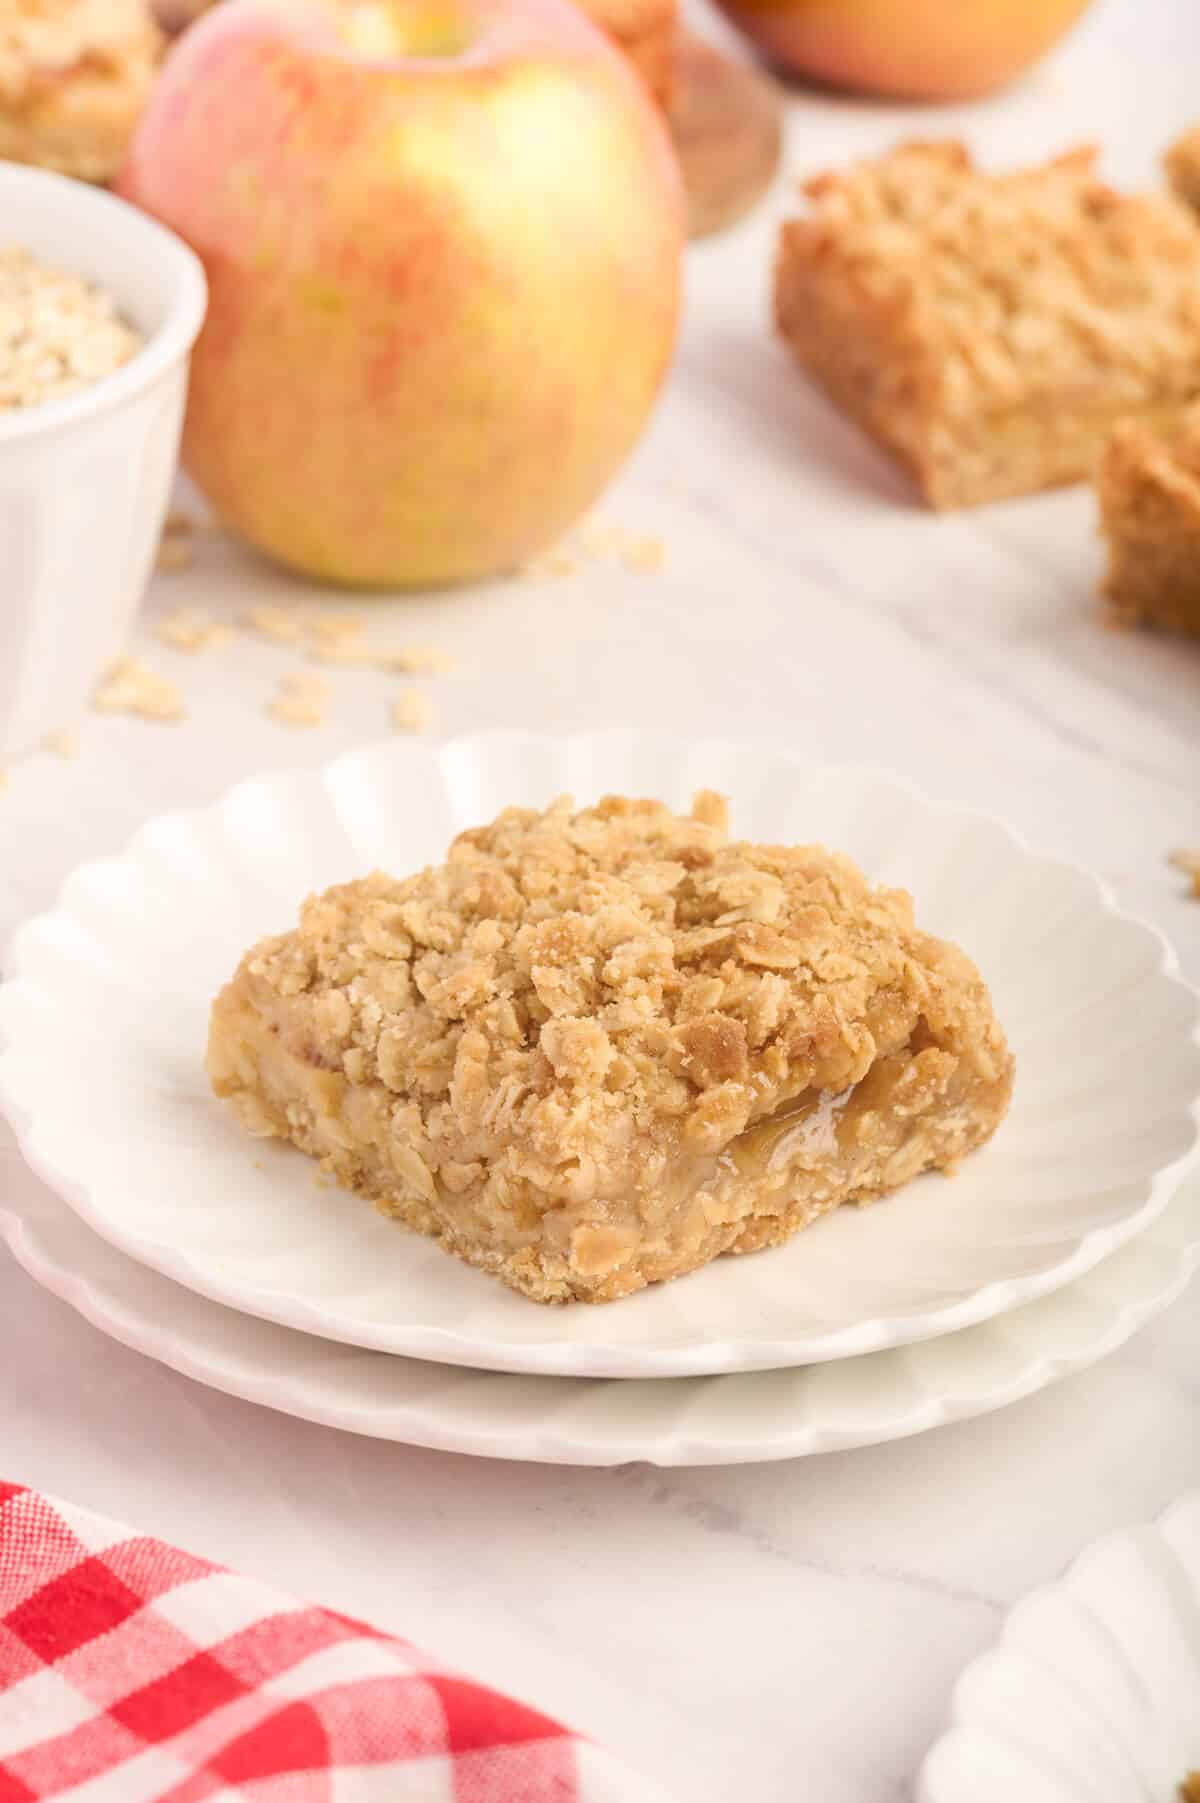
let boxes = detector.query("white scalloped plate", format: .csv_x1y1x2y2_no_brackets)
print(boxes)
0,731,1197,1379
920,1491,1200,1803
1,1161,1197,1465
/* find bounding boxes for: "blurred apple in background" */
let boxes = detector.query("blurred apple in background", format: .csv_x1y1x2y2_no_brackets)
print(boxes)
709,0,1093,101
121,0,683,587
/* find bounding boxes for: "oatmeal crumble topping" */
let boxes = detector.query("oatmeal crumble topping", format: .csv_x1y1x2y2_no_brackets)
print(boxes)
0,0,155,99
41,728,79,758
785,142,1200,412
210,794,1013,1302
1166,127,1200,216
775,139,1200,507
1096,402,1200,637
0,0,162,181
0,246,141,412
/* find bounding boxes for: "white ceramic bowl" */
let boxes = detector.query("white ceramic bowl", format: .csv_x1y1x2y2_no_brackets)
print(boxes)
0,162,207,762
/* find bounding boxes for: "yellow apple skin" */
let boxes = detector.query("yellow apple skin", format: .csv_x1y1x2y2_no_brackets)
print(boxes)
119,0,683,587
711,0,1093,101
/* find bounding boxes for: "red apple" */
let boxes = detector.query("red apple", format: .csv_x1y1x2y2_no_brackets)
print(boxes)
121,0,683,587
711,0,1094,102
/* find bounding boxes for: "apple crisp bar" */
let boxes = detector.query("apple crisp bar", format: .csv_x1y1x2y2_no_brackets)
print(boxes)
208,794,1013,1304
0,0,163,182
1097,402,1200,637
774,140,1200,510
1166,126,1200,217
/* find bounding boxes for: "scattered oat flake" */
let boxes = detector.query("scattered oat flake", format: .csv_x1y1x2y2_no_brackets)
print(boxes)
281,670,331,698
42,728,79,759
164,510,198,536
309,613,365,642
521,550,577,581
622,534,665,573
308,640,373,667
1169,847,1200,896
268,693,325,728
267,669,330,727
390,690,434,733
156,606,233,653
92,656,185,722
378,643,453,675
156,536,194,573
243,605,305,644
575,522,667,571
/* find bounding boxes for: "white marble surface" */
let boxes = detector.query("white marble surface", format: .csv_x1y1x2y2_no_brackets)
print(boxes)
2,0,1199,1795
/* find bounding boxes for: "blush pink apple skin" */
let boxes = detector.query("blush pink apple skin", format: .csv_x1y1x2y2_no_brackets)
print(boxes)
712,0,1092,101
119,0,683,587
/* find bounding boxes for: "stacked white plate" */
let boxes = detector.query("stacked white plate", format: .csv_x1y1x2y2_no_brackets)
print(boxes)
1,732,1198,1465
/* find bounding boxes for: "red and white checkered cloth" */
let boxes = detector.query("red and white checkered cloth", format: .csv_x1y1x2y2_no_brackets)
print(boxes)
0,1483,671,1803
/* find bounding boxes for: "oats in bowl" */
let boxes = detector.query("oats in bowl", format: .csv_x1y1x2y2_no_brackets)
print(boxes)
0,245,143,413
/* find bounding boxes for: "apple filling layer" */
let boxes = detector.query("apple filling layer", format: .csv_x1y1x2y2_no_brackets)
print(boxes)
208,793,1014,1303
